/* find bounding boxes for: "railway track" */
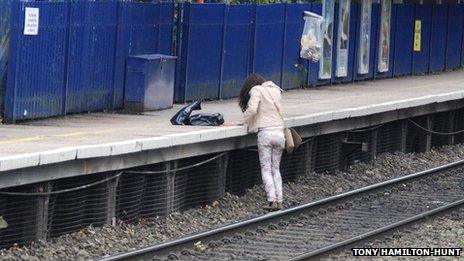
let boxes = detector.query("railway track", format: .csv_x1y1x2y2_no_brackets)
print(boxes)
99,160,464,261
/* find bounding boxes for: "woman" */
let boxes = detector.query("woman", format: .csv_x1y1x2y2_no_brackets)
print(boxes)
238,74,285,211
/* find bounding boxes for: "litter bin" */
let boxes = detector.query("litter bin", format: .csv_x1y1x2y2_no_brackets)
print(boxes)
124,54,177,113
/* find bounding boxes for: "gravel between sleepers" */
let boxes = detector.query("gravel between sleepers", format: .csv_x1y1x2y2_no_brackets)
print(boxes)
2,144,464,260
326,207,464,260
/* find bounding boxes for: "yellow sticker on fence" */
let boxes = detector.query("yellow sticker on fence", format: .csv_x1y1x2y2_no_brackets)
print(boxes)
415,20,421,31
414,20,421,52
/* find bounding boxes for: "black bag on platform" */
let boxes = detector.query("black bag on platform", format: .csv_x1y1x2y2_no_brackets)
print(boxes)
170,101,202,125
170,101,224,126
188,113,224,126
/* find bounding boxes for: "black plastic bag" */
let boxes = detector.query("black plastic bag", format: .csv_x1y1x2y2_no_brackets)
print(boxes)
170,101,224,126
188,113,224,126
170,101,202,125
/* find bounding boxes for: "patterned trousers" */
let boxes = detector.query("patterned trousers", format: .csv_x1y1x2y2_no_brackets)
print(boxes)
257,127,285,203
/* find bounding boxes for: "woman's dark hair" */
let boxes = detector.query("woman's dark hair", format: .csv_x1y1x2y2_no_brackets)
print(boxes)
238,73,266,112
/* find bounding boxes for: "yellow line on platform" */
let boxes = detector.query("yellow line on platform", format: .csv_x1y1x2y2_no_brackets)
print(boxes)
0,124,156,145
0,136,46,145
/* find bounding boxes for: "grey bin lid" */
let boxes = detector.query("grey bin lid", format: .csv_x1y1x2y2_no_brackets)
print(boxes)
128,54,177,61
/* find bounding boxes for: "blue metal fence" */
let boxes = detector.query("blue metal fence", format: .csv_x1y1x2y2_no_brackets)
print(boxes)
281,4,310,89
66,1,118,114
177,4,224,102
253,4,286,86
429,5,447,72
4,2,464,120
412,4,432,74
4,0,173,122
393,3,414,77
5,1,69,121
176,3,312,102
445,3,463,70
114,2,173,109
220,5,253,98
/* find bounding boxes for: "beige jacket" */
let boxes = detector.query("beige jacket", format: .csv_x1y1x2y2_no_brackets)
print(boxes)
242,81,285,133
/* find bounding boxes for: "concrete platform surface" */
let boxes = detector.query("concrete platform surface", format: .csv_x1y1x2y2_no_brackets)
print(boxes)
1,70,464,171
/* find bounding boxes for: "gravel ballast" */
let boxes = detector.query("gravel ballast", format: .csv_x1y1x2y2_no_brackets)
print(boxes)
2,144,464,260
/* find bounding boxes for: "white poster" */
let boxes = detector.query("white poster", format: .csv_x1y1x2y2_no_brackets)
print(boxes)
358,0,372,75
378,0,392,72
336,0,351,77
24,7,39,36
319,0,335,80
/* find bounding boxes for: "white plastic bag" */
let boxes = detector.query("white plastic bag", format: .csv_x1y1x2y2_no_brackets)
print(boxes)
300,11,323,62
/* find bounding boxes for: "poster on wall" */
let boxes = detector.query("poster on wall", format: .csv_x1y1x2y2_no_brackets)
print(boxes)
319,0,335,80
358,0,372,75
378,0,392,73
336,0,351,77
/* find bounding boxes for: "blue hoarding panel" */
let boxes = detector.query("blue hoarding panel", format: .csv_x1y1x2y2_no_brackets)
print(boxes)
429,5,447,72
393,3,414,77
307,3,324,86
114,2,173,109
66,1,118,114
158,3,175,55
5,1,69,122
281,3,311,90
253,4,286,85
220,5,253,98
413,4,432,74
183,4,224,101
462,4,464,68
445,4,463,70
174,3,188,102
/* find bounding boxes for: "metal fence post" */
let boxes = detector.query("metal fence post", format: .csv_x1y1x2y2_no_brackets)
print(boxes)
400,120,408,153
279,3,288,87
216,153,229,197
106,172,120,226
218,4,228,99
248,4,257,74
174,3,185,102
166,161,177,214
36,182,53,241
370,129,379,160
303,139,315,175
111,0,122,110
425,115,433,151
448,111,456,145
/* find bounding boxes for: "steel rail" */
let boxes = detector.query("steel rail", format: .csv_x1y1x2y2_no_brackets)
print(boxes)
98,159,464,261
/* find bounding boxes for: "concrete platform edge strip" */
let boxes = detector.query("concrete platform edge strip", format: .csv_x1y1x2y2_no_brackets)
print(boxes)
1,91,463,172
